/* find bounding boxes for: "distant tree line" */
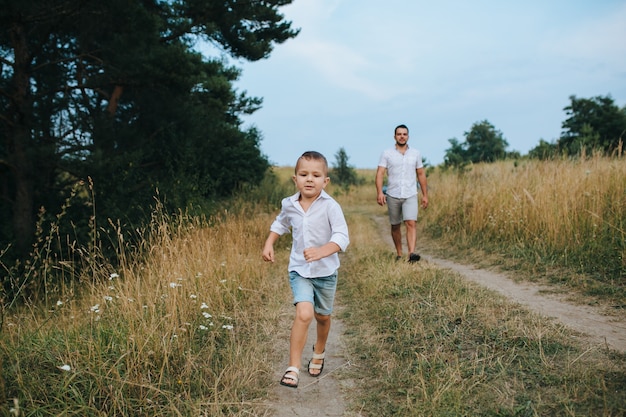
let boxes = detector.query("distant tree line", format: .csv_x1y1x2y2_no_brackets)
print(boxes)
1,0,298,289
444,95,626,168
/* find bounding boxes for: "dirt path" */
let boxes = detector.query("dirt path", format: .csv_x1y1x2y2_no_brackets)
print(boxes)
266,216,626,416
375,214,626,353
265,305,356,417
421,254,626,352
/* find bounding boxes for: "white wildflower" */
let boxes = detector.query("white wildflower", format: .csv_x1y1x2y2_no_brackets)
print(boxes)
202,312,212,319
109,273,119,280
90,304,100,313
103,296,113,301
190,294,198,299
200,302,209,309
58,364,71,372
56,300,63,306
222,324,234,330
199,325,208,330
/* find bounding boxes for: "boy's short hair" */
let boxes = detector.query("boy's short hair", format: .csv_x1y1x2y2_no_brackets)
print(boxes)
295,151,328,175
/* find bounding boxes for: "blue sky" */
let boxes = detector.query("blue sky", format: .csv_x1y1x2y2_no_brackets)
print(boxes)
213,1,626,168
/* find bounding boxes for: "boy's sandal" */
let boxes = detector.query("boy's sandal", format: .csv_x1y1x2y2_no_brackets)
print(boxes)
280,366,300,388
308,346,325,377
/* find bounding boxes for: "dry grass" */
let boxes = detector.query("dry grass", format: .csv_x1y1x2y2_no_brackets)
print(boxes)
1,199,292,415
420,156,626,303
336,182,626,416
1,157,625,416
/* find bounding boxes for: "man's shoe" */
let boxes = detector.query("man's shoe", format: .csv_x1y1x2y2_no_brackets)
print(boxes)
408,253,421,263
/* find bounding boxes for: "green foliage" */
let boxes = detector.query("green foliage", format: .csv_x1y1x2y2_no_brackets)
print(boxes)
444,120,510,168
443,137,471,170
465,120,509,163
0,0,298,291
330,147,362,193
559,95,626,156
528,139,559,160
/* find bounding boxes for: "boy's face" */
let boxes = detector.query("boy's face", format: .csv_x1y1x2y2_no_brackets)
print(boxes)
293,158,330,200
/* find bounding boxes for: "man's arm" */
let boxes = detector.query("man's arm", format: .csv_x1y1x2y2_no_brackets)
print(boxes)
416,167,429,209
376,166,387,206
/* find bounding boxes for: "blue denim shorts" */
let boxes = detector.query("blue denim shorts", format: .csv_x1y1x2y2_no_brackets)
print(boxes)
289,271,338,316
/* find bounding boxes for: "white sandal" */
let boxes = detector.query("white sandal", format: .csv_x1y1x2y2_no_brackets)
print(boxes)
308,346,325,377
280,366,300,388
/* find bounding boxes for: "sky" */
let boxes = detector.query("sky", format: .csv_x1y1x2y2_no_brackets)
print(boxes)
207,0,626,168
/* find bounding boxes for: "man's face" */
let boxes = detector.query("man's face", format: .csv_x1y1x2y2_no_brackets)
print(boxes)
395,128,409,146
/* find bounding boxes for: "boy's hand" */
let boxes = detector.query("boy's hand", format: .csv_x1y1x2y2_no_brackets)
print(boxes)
303,247,322,262
304,242,340,262
262,243,275,263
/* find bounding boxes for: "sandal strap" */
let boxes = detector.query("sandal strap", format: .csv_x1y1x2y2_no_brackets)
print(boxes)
308,362,323,370
282,366,299,383
285,366,300,375
311,351,325,360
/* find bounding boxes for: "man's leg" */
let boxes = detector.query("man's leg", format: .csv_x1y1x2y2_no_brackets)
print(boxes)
405,220,417,255
391,224,403,257
310,312,331,376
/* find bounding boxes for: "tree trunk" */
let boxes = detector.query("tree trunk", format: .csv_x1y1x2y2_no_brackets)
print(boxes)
8,22,36,256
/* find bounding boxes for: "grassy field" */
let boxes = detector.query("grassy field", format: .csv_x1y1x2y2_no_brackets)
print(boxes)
0,157,624,415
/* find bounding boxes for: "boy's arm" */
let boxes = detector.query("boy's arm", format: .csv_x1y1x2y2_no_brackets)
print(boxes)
303,242,340,263
303,203,349,262
262,231,281,263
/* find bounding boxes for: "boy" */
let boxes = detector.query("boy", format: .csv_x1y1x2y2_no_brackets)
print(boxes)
262,151,350,388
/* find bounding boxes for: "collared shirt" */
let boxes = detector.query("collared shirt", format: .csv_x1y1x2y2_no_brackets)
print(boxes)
378,146,424,199
270,190,349,278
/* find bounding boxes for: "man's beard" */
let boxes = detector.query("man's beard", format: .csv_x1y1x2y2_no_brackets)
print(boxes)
396,141,408,147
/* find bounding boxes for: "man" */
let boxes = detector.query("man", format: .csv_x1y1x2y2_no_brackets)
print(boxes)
376,124,429,262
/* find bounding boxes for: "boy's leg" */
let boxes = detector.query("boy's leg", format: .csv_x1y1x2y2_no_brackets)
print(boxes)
310,312,331,376
287,301,314,371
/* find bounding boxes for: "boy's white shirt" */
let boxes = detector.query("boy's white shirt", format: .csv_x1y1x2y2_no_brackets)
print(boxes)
270,190,349,278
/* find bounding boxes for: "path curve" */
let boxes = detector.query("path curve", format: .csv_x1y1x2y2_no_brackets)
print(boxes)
375,214,626,353
422,254,626,352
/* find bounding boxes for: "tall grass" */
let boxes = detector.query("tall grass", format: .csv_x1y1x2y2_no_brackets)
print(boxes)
1,159,624,416
335,178,626,416
1,175,294,416
423,156,625,299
